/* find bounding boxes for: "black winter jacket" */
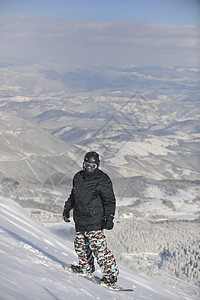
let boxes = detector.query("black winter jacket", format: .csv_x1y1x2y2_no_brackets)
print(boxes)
64,168,116,232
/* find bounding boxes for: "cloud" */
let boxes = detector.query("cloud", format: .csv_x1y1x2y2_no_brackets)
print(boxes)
0,15,199,69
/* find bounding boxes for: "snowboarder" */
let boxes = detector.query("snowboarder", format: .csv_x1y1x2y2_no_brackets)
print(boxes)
62,151,119,286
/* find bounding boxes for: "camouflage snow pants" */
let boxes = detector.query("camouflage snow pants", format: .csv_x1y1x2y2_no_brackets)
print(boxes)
74,230,119,278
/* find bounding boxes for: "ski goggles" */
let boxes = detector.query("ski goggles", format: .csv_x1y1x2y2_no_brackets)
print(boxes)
84,162,97,170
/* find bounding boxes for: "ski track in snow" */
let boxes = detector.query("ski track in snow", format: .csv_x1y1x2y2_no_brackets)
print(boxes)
0,196,199,300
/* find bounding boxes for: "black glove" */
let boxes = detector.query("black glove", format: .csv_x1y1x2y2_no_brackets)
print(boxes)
62,209,70,222
102,215,114,230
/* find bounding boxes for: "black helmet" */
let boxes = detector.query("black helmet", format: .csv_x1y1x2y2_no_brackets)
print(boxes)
83,151,100,172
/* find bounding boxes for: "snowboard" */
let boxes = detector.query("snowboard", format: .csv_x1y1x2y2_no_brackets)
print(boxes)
62,263,134,292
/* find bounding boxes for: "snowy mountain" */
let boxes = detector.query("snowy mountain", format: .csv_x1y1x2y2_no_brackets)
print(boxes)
0,195,199,300
0,62,199,295
1,63,199,181
0,110,82,211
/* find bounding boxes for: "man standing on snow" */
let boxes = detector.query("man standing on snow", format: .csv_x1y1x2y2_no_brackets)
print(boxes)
62,151,119,286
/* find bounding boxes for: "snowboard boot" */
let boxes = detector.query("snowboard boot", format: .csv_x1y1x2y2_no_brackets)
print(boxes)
72,265,83,274
100,275,117,286
72,265,95,275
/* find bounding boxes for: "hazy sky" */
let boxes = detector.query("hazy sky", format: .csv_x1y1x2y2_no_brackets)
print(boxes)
0,0,200,70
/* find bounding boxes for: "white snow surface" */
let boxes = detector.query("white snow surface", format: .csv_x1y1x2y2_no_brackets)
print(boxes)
0,196,199,300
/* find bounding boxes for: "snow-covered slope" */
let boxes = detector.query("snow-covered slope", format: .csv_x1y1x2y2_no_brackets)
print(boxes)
0,111,82,210
0,196,199,300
